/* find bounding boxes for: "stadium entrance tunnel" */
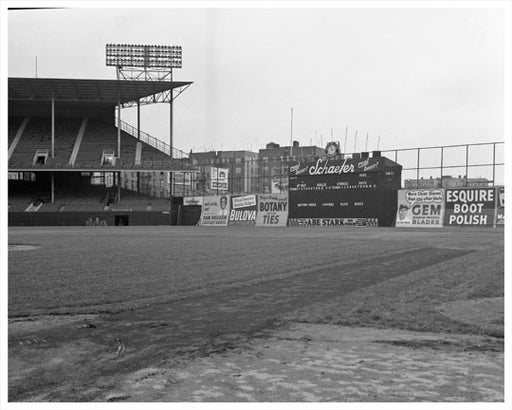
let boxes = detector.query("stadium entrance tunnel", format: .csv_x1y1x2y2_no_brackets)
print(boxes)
115,215,129,226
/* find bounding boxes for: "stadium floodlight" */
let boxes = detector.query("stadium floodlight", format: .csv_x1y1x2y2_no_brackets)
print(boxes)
106,44,182,69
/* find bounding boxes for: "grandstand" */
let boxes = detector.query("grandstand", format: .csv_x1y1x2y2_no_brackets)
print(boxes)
8,77,196,226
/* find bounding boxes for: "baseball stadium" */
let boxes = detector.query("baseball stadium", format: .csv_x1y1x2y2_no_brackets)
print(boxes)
7,42,505,403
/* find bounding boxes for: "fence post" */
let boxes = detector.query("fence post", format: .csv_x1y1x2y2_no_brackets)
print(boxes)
280,157,283,193
440,147,444,188
465,145,469,187
416,148,420,188
257,158,260,193
492,142,496,185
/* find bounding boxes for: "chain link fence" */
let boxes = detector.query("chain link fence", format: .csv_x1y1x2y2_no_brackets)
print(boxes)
168,141,504,197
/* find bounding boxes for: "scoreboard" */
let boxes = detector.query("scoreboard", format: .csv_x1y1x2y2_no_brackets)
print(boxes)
288,156,402,227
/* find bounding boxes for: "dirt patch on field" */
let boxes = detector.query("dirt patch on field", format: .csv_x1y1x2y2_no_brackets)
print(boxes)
438,297,504,334
8,244,40,252
98,323,503,402
9,314,100,336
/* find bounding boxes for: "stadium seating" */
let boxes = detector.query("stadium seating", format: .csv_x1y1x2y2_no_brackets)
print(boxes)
8,117,24,147
36,184,106,212
9,117,82,167
10,117,52,165
139,140,170,163
52,118,82,166
9,116,175,169
9,116,178,216
8,181,46,211
8,196,34,212
75,118,122,166
75,118,173,168
111,188,170,211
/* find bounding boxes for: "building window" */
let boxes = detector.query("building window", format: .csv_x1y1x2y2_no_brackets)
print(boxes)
236,167,241,174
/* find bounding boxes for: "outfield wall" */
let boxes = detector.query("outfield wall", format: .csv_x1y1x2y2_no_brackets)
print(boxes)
185,186,504,228
8,211,171,226
396,187,504,228
8,187,504,227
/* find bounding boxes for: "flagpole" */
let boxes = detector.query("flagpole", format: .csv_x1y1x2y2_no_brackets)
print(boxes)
290,107,293,157
344,126,348,154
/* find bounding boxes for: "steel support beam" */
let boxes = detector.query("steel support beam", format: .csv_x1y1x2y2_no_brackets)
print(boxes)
51,93,55,158
117,100,121,158
137,99,141,140
51,171,55,203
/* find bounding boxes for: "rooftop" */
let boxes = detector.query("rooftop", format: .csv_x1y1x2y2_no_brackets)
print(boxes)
8,77,192,105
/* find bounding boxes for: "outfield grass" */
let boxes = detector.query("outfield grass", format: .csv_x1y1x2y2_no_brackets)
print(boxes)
8,226,503,326
284,239,504,337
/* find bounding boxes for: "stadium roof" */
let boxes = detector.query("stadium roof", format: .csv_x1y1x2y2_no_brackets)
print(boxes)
8,77,193,104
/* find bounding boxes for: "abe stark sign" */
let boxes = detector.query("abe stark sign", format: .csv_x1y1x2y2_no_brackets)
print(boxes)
444,188,495,227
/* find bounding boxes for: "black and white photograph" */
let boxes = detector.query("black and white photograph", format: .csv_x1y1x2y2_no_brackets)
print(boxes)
2,0,510,407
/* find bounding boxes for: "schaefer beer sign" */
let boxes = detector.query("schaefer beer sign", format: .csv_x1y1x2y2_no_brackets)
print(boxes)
289,157,384,177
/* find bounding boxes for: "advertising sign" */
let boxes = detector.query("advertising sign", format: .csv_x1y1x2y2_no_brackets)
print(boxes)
228,194,257,225
495,186,504,226
271,175,288,193
289,157,389,178
444,188,495,227
183,196,203,206
210,167,229,191
256,194,288,227
173,172,192,186
200,195,230,226
395,189,445,227
288,217,378,227
288,156,401,227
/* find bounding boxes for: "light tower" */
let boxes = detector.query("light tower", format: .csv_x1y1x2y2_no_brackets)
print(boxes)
106,43,190,221
106,43,189,157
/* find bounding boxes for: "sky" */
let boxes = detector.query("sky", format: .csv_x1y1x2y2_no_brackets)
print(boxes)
6,4,507,159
